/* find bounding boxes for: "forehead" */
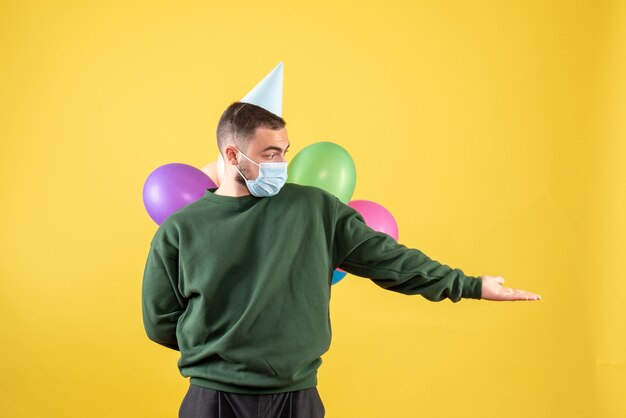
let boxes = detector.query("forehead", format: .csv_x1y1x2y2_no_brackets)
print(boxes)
249,127,290,151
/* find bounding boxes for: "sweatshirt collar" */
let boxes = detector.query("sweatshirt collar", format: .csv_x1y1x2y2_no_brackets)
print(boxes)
202,187,259,209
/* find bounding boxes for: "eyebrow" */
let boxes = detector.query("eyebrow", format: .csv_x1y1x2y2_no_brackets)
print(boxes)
261,144,290,152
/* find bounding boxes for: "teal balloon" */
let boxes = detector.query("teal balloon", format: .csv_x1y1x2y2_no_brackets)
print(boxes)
331,269,347,285
287,142,356,203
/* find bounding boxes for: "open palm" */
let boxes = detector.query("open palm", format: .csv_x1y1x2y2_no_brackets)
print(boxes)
481,275,541,301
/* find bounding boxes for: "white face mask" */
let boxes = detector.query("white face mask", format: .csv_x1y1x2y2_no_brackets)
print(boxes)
234,148,288,197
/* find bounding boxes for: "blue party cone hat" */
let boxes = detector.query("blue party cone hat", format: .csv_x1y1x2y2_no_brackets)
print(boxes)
240,61,284,117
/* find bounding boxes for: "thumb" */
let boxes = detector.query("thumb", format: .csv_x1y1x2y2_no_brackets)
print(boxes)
496,276,505,285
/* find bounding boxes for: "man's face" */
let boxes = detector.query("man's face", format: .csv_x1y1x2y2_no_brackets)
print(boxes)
233,127,290,186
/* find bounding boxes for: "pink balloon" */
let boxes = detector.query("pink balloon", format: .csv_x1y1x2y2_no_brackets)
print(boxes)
348,200,399,241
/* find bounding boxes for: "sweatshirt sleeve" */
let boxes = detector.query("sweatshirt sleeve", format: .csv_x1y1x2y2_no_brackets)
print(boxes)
331,198,482,302
141,224,187,351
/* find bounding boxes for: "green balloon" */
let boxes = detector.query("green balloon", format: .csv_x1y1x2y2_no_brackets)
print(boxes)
287,142,356,203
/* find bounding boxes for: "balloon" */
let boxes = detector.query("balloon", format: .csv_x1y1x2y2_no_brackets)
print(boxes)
331,268,347,285
348,200,399,241
201,161,219,185
217,153,225,183
287,142,356,203
143,163,216,225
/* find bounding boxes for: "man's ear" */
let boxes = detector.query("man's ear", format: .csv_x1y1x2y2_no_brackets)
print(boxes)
224,145,238,165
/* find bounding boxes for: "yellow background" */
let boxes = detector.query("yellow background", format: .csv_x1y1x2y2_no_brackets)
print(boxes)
1,1,624,417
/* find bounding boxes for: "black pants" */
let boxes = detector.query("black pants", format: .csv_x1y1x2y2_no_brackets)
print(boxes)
179,384,326,418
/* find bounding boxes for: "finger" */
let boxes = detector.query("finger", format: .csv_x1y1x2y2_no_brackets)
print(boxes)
511,289,541,301
520,289,541,300
497,287,527,301
497,276,505,284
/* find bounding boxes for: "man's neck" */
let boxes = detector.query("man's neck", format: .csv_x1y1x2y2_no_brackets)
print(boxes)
214,178,251,197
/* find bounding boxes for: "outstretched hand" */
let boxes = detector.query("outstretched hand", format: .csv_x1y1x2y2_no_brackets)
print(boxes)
481,275,541,301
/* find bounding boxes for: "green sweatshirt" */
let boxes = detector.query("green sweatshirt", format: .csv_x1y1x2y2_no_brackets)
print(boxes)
141,183,482,394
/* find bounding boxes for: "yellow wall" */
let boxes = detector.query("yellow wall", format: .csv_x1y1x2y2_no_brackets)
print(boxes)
1,1,624,417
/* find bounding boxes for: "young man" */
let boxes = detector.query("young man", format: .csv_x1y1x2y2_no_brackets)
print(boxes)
142,102,541,418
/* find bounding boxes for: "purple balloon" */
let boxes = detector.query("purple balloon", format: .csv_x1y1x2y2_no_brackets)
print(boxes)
143,163,217,225
348,200,399,241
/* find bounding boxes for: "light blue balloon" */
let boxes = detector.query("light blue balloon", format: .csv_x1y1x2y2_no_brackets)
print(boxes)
331,269,347,285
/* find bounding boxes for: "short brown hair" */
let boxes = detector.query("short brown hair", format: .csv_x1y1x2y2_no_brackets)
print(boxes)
216,102,286,155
